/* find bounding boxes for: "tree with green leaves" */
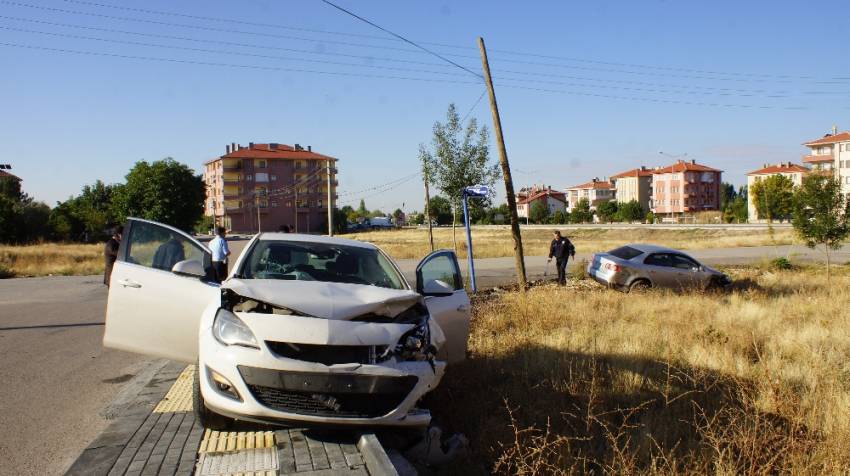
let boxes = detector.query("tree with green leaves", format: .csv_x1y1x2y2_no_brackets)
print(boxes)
719,182,737,211
570,199,594,224
426,195,453,225
617,200,644,223
529,201,549,224
751,174,795,223
111,158,205,232
419,103,500,250
356,199,368,217
551,209,568,225
392,208,404,224
792,174,850,281
722,196,748,223
596,200,619,223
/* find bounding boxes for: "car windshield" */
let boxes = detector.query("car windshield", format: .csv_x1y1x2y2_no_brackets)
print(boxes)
607,246,644,260
239,240,406,290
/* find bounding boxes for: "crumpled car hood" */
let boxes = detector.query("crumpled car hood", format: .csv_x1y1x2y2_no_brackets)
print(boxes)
222,278,422,320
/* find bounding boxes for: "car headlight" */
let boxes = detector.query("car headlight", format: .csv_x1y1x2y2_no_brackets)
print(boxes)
212,309,259,349
396,317,433,359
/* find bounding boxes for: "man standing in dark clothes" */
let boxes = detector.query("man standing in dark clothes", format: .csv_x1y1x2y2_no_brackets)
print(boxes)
103,225,122,286
547,230,575,285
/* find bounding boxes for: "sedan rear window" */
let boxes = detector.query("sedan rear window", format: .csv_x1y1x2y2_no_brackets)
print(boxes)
607,246,644,260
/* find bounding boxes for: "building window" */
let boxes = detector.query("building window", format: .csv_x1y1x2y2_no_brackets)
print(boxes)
271,201,278,207
286,201,292,208
255,159,267,168
271,174,277,181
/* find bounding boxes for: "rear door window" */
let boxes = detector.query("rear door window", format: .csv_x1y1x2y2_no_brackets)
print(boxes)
608,246,643,260
644,253,672,267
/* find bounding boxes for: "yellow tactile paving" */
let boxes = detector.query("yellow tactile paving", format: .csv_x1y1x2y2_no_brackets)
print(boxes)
198,429,276,454
153,365,195,413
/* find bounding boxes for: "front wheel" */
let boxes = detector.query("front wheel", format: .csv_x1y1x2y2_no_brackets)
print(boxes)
193,364,233,431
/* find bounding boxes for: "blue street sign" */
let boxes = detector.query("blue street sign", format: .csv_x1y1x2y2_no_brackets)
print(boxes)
463,185,490,198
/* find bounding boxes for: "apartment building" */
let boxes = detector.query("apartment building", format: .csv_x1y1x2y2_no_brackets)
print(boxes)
565,178,615,212
516,186,566,218
651,160,722,216
745,162,809,222
802,127,850,199
609,166,654,212
203,142,338,233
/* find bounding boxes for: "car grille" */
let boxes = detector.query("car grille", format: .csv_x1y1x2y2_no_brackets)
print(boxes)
245,385,409,418
238,366,419,419
265,342,388,366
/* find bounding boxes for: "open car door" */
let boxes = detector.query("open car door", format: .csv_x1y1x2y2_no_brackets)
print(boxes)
103,218,220,363
415,250,471,364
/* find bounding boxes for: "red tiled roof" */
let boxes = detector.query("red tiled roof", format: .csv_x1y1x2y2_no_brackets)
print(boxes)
610,167,654,179
207,143,336,163
518,189,566,205
652,160,722,174
747,163,809,175
567,180,614,190
803,131,850,146
0,170,20,180
802,154,834,163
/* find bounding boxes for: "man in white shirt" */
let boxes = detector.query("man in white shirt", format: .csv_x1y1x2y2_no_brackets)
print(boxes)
209,226,231,282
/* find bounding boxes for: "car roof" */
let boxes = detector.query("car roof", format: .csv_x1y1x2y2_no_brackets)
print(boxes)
257,232,377,250
622,243,683,254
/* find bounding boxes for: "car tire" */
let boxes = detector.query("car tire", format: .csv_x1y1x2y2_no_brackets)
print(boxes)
193,364,233,431
628,279,651,293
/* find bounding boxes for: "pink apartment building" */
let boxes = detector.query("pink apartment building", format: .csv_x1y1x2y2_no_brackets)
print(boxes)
651,159,722,216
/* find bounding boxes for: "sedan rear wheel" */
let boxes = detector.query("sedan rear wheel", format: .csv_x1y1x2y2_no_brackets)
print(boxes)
193,364,233,431
628,279,651,293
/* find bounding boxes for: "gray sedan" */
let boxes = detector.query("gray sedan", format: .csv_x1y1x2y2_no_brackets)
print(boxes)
586,244,731,293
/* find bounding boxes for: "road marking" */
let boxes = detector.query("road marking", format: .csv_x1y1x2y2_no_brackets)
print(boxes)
153,365,194,413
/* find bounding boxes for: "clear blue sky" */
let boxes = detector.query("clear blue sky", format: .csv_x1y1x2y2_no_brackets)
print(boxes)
2,0,848,213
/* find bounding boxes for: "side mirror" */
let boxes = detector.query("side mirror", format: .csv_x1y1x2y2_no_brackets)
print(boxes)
172,259,206,278
421,279,454,297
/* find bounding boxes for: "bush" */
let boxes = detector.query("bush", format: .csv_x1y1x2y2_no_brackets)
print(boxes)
771,257,793,270
0,264,13,279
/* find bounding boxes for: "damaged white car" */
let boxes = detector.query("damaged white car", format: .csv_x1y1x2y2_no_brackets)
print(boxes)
104,218,470,429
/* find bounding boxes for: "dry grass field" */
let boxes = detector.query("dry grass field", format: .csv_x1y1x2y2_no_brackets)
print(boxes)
428,266,850,474
347,227,798,260
0,243,103,278
0,227,796,277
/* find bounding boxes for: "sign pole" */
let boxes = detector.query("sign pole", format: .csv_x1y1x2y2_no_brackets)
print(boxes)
462,191,477,293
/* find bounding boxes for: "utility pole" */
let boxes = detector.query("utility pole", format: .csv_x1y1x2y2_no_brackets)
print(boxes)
294,187,299,233
256,191,262,233
478,37,527,289
423,170,435,252
327,159,334,236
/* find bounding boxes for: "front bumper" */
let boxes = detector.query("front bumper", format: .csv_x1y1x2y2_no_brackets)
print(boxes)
198,309,446,427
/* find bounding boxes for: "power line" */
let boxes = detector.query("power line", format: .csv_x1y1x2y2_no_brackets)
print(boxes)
460,90,486,123
337,172,421,198
0,1,452,56
317,0,483,80
0,42,817,110
0,25,472,78
53,0,840,85
7,0,845,85
10,15,835,99
0,41,482,85
0,15,461,69
500,82,808,110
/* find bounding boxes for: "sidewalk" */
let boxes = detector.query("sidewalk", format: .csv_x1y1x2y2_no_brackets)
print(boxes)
66,364,392,475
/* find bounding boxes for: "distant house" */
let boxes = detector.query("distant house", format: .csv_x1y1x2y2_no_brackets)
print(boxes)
610,166,654,212
802,126,850,200
746,162,809,223
651,160,722,216
516,186,566,219
565,178,615,212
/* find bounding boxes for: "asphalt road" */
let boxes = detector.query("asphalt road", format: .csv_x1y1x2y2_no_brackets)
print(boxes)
1,241,848,475
0,276,148,476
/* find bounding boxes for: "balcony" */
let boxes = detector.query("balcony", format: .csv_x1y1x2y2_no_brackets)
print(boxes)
222,178,240,185
223,164,242,171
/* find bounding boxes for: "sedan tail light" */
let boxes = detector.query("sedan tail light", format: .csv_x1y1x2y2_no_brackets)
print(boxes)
603,262,621,272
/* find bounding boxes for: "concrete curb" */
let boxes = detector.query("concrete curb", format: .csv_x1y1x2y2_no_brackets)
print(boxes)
357,433,399,476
